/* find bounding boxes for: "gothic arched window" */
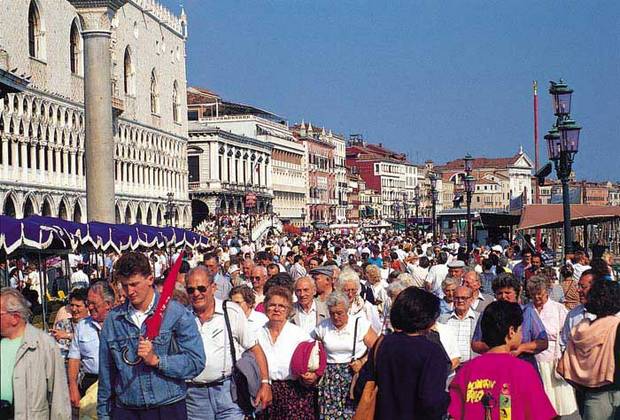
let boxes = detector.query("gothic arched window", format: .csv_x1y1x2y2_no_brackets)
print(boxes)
123,47,135,95
69,20,81,74
28,1,43,58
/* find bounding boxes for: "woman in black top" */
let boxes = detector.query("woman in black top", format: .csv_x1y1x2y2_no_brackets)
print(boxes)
370,287,450,420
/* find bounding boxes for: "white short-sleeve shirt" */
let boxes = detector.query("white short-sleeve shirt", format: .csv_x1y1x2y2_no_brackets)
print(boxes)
312,316,371,364
257,321,310,380
192,299,257,384
247,310,268,338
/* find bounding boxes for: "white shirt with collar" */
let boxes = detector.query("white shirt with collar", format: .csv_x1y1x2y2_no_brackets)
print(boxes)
257,321,310,381
128,293,156,329
312,316,371,364
192,299,257,384
439,308,479,362
297,301,318,334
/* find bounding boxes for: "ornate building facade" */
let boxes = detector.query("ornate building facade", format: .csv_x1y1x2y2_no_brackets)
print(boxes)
436,148,534,211
292,123,336,224
0,0,191,226
187,87,307,226
346,136,420,218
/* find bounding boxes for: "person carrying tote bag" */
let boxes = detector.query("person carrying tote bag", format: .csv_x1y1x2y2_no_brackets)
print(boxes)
352,335,385,420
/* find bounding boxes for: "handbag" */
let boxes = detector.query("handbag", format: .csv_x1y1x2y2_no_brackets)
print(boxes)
348,318,366,400
223,300,261,414
352,335,385,420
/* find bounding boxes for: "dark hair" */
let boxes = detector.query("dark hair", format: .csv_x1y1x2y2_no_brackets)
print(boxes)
264,272,294,295
203,252,219,263
293,255,303,263
390,287,439,333
585,279,620,318
437,252,448,265
309,256,322,265
419,256,430,269
590,258,611,277
180,260,191,274
255,251,270,262
387,270,401,283
483,257,495,271
559,264,574,279
492,272,521,296
481,301,523,348
522,249,532,257
266,263,279,272
68,287,88,303
114,252,152,279
229,285,256,306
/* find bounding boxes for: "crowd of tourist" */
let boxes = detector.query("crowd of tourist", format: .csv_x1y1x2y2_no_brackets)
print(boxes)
0,227,618,420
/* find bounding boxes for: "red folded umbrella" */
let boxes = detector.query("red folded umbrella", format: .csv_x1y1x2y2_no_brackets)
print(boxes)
144,251,185,340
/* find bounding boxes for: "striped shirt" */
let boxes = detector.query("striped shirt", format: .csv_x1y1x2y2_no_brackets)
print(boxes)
439,309,479,362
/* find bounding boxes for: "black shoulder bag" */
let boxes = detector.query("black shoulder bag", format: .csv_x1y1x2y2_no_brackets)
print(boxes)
223,300,255,414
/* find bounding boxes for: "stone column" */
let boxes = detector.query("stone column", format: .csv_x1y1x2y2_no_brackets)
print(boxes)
1,139,8,176
38,143,45,172
211,144,219,182
69,151,76,185
68,0,127,222
20,142,27,178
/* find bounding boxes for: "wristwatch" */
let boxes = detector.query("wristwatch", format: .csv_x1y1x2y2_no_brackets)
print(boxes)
260,379,272,385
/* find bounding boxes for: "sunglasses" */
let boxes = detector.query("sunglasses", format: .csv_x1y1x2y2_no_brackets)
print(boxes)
186,285,209,294
251,276,263,280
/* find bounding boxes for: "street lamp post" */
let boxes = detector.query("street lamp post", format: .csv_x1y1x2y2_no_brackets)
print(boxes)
429,173,438,242
545,79,581,257
464,175,476,252
300,208,306,229
463,154,475,252
392,201,401,233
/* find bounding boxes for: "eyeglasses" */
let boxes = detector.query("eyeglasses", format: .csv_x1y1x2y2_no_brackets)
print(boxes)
251,276,263,280
453,296,471,301
186,285,209,294
267,303,289,310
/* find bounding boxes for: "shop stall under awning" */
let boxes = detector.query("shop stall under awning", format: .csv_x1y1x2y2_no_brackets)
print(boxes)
517,204,620,230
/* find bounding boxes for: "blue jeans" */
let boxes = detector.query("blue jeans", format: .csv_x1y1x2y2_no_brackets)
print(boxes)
186,378,244,420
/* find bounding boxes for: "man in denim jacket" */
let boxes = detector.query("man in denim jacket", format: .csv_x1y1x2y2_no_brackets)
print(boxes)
97,252,205,420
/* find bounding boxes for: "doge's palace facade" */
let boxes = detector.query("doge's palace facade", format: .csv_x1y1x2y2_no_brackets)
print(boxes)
0,0,191,227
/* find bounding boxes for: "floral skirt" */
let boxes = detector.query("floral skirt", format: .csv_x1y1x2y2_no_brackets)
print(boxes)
259,379,316,420
318,363,356,420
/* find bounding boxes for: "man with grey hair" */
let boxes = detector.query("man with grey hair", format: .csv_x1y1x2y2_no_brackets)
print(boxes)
463,271,495,314
185,265,272,418
440,277,459,315
439,286,480,363
67,281,116,409
0,287,70,419
290,276,329,333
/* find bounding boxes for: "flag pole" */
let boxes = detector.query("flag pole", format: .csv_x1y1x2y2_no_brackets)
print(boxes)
533,80,542,250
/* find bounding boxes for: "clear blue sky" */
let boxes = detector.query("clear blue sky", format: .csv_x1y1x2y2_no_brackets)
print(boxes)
162,0,620,181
